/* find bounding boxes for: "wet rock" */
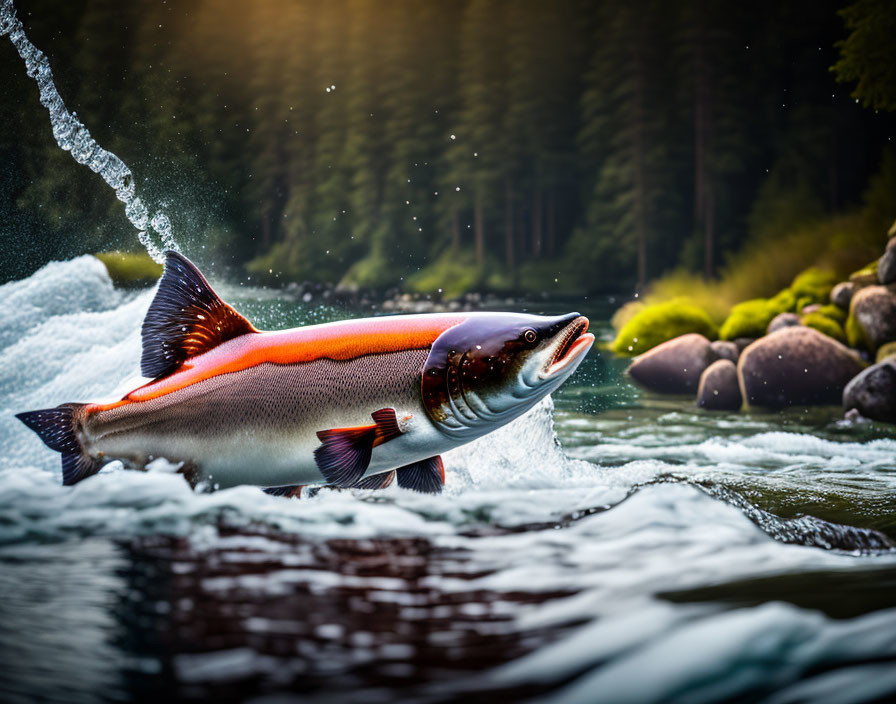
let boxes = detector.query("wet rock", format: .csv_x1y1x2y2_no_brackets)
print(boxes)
733,338,756,353
830,281,855,310
843,360,896,424
697,359,742,410
738,327,864,408
800,303,822,315
850,285,896,351
767,312,800,335
877,237,896,285
709,340,739,363
626,333,718,394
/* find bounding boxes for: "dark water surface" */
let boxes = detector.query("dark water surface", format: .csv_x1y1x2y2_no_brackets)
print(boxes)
2,258,896,703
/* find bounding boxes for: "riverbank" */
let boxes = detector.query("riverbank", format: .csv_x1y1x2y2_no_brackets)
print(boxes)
614,221,896,424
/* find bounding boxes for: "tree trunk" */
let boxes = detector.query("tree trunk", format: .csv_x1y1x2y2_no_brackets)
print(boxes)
531,187,543,257
633,48,647,292
261,211,271,248
474,199,484,267
694,10,715,278
546,192,556,257
704,179,714,279
694,31,705,222
702,72,714,278
504,180,515,274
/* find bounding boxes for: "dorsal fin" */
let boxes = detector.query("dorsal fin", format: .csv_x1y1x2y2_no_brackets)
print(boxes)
141,251,257,380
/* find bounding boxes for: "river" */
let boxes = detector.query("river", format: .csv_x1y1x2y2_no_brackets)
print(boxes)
2,256,895,703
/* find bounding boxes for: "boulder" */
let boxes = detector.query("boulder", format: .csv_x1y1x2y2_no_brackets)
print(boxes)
709,340,739,363
800,303,822,315
733,338,756,353
697,359,742,410
830,281,855,310
627,333,718,394
843,360,896,424
878,237,896,285
737,327,864,408
850,285,896,351
767,312,800,335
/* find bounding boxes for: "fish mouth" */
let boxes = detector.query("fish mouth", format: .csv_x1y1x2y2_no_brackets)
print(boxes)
544,316,594,377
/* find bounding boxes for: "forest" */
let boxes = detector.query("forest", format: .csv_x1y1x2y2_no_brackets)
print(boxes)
0,0,894,295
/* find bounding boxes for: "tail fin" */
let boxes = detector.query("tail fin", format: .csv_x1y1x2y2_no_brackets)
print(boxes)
15,404,101,485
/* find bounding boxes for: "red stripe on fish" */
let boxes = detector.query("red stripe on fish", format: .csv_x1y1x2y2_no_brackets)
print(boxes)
87,314,467,415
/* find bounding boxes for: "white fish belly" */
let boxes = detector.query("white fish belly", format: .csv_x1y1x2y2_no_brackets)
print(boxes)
86,351,440,488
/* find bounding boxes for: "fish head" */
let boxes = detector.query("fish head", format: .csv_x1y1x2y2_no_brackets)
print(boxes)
422,312,594,439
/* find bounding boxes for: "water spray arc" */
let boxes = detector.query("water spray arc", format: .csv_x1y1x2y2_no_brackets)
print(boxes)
0,0,178,262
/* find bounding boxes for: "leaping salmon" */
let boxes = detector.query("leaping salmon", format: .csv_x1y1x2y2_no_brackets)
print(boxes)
16,252,594,494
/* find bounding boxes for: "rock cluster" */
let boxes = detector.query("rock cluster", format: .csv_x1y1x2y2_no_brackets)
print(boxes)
623,229,896,422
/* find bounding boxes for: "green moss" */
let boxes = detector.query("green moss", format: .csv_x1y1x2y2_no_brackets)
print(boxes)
800,312,847,344
94,251,162,287
817,303,847,324
717,271,837,341
877,341,896,362
610,301,645,332
795,296,814,313
719,298,776,340
611,298,717,356
846,312,870,351
849,259,879,285
790,267,837,304
768,288,798,315
406,249,483,299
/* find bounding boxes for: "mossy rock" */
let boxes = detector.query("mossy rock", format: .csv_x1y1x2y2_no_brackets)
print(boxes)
768,288,798,315
816,303,847,324
800,312,846,344
877,341,896,362
94,251,162,287
849,259,879,286
846,312,870,351
611,298,717,356
719,298,776,340
790,267,837,305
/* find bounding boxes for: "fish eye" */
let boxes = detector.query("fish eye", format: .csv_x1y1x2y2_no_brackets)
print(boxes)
523,329,537,344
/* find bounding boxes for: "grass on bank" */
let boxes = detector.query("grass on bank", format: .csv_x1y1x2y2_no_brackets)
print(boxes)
94,251,162,286
611,213,887,355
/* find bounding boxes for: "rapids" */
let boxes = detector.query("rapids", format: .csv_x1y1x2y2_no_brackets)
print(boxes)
2,257,895,703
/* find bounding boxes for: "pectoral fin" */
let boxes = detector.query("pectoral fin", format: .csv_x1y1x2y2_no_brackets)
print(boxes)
396,456,445,494
314,408,403,487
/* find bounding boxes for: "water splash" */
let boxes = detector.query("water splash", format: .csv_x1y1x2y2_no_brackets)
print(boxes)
0,0,178,262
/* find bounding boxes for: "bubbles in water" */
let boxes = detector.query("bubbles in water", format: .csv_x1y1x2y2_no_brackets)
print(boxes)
0,0,177,263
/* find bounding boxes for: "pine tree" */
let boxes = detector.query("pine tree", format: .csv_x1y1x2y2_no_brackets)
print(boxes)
378,1,458,280
450,0,508,270
567,0,668,291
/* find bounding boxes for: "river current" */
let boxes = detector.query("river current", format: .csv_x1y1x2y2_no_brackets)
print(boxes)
1,256,895,703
